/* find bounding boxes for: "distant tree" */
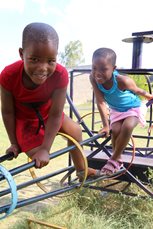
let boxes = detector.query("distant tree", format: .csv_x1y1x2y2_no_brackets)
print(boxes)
58,40,85,69
129,75,149,100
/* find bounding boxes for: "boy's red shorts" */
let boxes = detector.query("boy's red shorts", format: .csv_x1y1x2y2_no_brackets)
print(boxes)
16,112,64,152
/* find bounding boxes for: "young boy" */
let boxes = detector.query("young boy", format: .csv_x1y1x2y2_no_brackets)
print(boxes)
0,22,96,179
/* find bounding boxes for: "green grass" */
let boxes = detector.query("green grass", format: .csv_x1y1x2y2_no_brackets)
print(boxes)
1,105,153,229
10,190,153,229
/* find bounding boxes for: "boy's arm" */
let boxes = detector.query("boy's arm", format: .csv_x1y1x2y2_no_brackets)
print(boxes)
118,75,153,100
90,75,109,136
0,86,20,157
28,86,67,168
1,86,18,145
41,86,67,151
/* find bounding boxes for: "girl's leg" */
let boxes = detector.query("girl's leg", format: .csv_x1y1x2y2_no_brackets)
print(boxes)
111,120,123,154
60,114,96,175
111,116,139,161
101,116,139,175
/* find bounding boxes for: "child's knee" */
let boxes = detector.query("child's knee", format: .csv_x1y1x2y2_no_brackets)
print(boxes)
112,127,120,137
124,122,136,134
69,123,82,142
74,124,82,140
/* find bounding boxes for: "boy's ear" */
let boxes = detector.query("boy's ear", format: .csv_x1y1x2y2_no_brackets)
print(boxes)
19,48,23,60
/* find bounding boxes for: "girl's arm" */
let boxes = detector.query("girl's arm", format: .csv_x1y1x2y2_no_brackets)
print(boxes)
90,74,110,136
118,75,153,100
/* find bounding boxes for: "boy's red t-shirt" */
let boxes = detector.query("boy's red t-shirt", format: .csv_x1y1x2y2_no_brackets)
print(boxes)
0,60,69,152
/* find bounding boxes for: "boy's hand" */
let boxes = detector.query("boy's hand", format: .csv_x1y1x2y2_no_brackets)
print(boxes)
6,144,21,159
98,126,110,138
30,148,50,168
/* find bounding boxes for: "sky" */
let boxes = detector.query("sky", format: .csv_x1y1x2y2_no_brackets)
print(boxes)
1,0,153,70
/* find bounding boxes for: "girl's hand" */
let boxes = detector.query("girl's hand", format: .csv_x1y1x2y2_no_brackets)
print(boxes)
29,148,50,168
147,94,153,100
98,126,110,138
6,144,21,159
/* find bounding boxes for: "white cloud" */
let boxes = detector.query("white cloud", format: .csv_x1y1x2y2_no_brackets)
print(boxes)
0,0,25,13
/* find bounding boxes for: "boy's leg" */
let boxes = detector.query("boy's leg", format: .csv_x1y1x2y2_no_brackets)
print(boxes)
60,114,97,176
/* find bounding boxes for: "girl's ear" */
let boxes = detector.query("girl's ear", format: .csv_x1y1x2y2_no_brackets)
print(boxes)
19,48,23,60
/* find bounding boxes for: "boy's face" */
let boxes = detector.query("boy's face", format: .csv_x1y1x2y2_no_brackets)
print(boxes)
19,41,58,85
92,56,115,84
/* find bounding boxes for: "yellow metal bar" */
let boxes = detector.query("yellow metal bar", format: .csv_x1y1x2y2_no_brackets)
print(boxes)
28,218,67,229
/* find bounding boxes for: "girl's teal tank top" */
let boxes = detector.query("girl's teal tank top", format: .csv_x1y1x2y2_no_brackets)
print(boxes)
97,71,141,112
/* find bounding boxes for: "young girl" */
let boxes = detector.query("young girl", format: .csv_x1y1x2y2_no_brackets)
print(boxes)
90,47,153,176
0,22,96,179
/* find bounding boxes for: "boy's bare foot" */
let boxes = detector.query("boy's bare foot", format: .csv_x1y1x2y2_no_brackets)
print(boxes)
76,167,98,181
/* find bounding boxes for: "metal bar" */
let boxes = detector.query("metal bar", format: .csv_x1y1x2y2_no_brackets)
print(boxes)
91,145,153,197
0,134,103,181
70,68,153,74
132,135,153,139
0,173,123,213
0,152,14,163
91,91,95,136
132,38,143,69
28,218,67,229
0,184,79,214
69,71,74,119
106,145,153,153
66,94,102,147
0,166,73,197
85,185,148,199
132,31,153,36
125,170,153,197
87,136,111,159
144,75,153,152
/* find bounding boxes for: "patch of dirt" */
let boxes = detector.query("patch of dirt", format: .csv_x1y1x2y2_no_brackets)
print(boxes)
0,172,60,229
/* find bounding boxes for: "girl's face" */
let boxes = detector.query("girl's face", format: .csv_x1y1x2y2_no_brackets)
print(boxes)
92,56,116,84
19,41,57,85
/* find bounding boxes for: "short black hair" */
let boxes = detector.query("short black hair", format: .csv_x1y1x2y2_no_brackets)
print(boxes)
92,48,116,66
22,22,59,49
